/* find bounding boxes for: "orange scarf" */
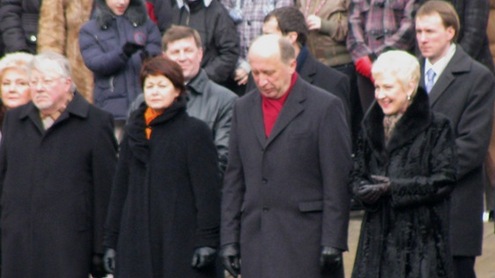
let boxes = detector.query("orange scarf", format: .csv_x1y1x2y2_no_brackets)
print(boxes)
144,107,163,139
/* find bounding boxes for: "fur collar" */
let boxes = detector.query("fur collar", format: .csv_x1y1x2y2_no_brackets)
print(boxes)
362,87,432,156
95,0,147,28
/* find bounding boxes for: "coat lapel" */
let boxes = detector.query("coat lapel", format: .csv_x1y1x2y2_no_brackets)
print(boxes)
422,46,470,106
249,92,268,146
265,79,305,147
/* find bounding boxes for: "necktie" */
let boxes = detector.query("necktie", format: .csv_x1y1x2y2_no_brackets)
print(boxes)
426,68,436,93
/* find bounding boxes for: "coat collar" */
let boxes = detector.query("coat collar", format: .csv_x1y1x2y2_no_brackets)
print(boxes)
126,96,187,163
249,75,307,147
420,45,471,105
186,69,209,96
19,92,90,133
95,0,147,28
362,87,432,155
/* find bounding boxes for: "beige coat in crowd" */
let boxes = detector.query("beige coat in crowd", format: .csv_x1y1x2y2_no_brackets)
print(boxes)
37,0,94,102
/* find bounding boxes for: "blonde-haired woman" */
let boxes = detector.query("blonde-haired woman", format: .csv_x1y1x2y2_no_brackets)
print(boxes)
0,52,34,133
350,50,457,278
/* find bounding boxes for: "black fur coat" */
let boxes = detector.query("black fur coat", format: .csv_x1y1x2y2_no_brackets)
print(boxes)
350,88,457,278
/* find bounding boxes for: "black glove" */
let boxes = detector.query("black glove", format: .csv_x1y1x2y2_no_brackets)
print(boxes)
103,248,116,274
355,175,391,204
122,42,144,57
90,253,107,278
219,243,241,277
320,246,342,272
191,246,217,269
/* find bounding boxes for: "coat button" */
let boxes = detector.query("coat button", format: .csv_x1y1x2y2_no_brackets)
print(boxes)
263,207,269,212
262,178,267,184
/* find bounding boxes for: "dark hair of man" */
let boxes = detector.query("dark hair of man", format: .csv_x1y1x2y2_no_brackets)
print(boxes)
140,55,186,96
264,7,308,48
416,0,460,42
161,25,203,51
278,37,296,64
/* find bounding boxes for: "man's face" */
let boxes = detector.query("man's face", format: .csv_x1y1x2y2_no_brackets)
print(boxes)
29,70,72,114
249,50,296,99
105,0,130,16
415,13,455,64
164,37,203,82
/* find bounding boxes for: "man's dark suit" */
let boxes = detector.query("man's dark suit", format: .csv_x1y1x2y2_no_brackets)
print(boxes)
221,77,352,278
421,45,495,258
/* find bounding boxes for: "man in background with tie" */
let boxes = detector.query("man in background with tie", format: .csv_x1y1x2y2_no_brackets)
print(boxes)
415,1,495,277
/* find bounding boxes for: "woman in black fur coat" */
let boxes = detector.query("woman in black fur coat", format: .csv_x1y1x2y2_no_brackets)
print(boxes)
350,50,456,278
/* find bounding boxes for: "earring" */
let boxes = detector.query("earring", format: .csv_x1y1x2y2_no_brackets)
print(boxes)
407,94,411,101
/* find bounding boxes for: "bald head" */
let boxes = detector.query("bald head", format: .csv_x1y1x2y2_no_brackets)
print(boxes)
249,34,295,65
248,35,296,99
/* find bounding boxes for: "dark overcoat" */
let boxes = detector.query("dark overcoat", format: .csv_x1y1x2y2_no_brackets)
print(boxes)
104,98,221,278
420,45,495,256
0,92,118,278
350,88,456,278
221,77,352,278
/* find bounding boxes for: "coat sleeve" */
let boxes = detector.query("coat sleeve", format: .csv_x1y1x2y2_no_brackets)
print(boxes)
91,112,118,253
103,135,131,250
320,97,352,250
220,101,244,246
346,0,372,61
79,22,131,76
203,5,240,84
143,20,162,57
458,0,490,59
37,0,66,54
390,120,457,208
374,0,416,55
187,120,221,248
318,0,349,42
0,0,29,52
455,66,495,179
212,91,236,178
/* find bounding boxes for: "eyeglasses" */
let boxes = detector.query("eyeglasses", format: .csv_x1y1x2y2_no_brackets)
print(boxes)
29,76,63,88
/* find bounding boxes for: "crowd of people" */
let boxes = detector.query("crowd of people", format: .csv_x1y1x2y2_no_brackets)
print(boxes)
0,0,494,278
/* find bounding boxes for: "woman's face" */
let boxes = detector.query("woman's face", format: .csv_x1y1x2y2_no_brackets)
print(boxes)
1,68,31,109
143,74,180,113
105,0,130,16
374,73,413,116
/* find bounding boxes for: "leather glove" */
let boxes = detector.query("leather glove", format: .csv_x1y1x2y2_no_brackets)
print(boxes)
103,248,116,274
356,175,391,204
191,246,217,269
320,246,342,272
219,243,241,277
90,253,107,278
355,56,373,80
122,42,144,57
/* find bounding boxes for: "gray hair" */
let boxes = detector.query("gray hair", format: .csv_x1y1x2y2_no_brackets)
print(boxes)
372,50,420,96
0,52,34,79
30,51,76,93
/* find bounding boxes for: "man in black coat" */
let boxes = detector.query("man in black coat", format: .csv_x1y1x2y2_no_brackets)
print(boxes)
0,51,118,278
245,7,353,140
220,34,352,278
415,2,495,277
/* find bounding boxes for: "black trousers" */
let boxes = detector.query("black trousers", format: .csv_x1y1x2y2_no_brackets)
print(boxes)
453,256,476,278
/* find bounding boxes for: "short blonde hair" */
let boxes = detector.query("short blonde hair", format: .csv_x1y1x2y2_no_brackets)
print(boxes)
372,50,420,96
0,52,34,80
